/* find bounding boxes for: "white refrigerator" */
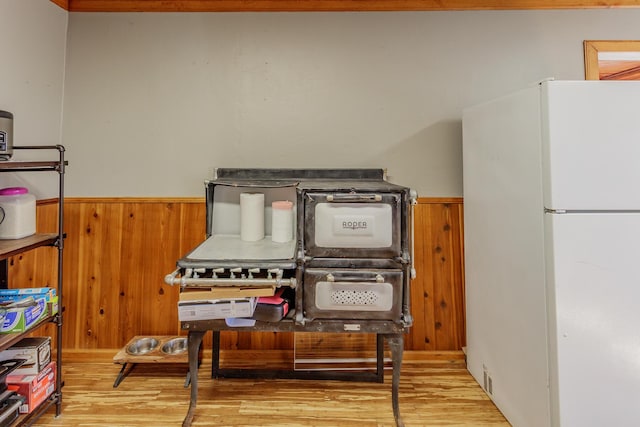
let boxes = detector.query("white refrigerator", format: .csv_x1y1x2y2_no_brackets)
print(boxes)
462,80,640,427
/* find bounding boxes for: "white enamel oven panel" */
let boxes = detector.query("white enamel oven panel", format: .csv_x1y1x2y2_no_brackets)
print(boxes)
304,192,402,258
303,268,403,321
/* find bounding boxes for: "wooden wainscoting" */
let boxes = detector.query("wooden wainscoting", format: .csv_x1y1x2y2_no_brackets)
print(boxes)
409,197,466,351
11,197,465,353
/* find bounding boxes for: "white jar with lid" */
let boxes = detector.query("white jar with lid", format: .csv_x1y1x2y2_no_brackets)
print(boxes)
0,187,36,239
271,200,294,243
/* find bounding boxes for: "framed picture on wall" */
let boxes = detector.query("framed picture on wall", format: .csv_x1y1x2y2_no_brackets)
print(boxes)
584,40,640,80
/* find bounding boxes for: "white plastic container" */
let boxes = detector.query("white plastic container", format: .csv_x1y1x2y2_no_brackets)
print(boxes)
271,200,294,243
0,187,36,239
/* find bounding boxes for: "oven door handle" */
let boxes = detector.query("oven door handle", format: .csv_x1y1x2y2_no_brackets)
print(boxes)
326,273,384,283
326,194,383,202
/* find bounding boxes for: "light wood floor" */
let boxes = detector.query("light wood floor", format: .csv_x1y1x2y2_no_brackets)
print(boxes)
32,351,509,427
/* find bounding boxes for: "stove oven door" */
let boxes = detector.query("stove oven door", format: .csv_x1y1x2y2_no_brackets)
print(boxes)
303,192,403,259
303,268,403,321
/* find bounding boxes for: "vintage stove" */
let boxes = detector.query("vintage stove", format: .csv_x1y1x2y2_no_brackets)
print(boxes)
165,168,417,427
168,168,416,326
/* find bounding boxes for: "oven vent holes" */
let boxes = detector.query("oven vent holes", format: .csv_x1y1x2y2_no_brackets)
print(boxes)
314,281,394,311
331,289,379,306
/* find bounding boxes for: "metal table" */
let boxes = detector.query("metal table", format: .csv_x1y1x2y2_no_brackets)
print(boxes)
180,318,406,427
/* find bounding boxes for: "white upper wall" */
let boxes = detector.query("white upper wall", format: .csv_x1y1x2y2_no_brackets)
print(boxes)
62,10,640,197
0,0,67,199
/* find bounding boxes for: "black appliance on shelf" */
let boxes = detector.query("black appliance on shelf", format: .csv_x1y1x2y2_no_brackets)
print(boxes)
0,359,26,427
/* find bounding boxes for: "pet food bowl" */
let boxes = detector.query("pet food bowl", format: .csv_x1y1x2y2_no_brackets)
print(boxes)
160,337,188,355
126,337,159,355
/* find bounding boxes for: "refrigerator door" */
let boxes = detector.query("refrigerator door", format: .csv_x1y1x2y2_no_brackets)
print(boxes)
545,212,640,427
463,85,551,427
542,80,640,211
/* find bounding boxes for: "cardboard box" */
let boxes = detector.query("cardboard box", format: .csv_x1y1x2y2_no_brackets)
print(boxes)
0,288,56,303
6,360,56,414
0,337,51,375
0,288,58,315
178,297,257,321
179,286,275,302
47,294,59,316
0,297,48,334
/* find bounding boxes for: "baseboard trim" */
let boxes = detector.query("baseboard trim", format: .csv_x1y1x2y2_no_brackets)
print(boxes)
61,349,465,365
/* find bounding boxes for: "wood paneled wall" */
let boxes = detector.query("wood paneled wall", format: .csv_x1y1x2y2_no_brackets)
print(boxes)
409,198,465,351
11,197,464,352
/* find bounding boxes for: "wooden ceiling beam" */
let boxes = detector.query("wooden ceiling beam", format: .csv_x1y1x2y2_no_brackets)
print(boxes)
58,0,640,12
50,0,70,9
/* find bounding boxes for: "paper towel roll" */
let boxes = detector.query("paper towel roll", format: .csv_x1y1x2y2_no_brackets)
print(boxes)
271,200,294,243
240,192,265,241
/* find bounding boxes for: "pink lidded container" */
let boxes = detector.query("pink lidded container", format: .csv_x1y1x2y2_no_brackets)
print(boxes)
0,187,36,239
271,200,294,243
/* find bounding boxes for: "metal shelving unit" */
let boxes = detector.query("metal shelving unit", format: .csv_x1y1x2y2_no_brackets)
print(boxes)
0,145,66,426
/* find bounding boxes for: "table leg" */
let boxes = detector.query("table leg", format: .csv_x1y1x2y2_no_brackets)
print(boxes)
211,330,221,378
112,362,135,388
385,334,405,427
376,334,385,383
182,330,206,427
